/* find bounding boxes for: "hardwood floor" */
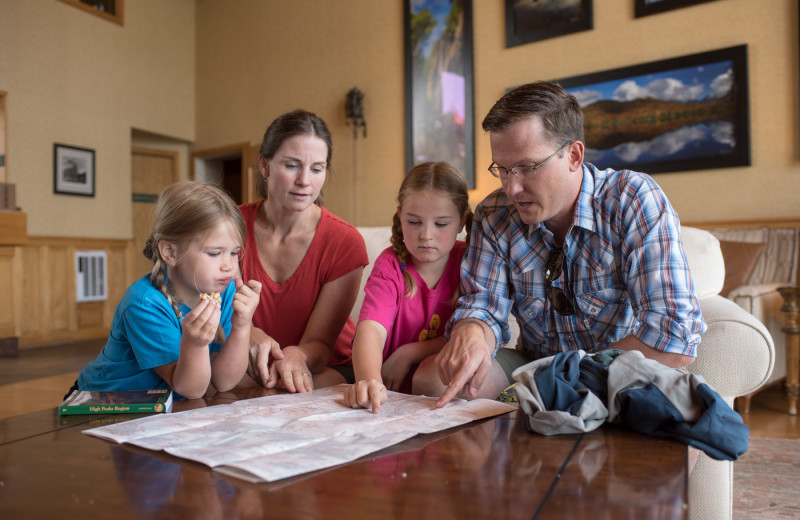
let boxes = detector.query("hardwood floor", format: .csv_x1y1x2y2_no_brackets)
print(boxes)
0,339,798,441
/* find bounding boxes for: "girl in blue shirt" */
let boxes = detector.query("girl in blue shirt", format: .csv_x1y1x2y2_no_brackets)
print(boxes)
75,181,262,399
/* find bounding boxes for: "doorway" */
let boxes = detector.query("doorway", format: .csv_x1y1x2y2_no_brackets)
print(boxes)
130,147,179,279
192,143,260,205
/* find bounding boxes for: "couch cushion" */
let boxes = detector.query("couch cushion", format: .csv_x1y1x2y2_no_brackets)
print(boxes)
718,240,766,297
708,226,799,286
681,226,724,299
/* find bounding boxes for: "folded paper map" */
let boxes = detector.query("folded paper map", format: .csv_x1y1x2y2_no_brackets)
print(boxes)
84,385,516,483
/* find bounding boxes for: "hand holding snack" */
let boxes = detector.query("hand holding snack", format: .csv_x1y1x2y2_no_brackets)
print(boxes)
182,297,221,347
231,275,262,330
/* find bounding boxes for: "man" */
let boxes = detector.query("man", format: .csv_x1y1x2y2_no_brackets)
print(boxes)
413,81,706,407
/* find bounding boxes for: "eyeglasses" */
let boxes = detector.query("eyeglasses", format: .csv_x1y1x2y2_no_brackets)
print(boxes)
488,141,572,180
544,248,574,316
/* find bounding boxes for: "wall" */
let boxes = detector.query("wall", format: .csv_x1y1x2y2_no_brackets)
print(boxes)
0,0,196,239
195,0,800,227
194,0,405,226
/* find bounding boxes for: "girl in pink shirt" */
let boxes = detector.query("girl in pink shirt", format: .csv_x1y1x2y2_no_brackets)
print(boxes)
344,162,472,413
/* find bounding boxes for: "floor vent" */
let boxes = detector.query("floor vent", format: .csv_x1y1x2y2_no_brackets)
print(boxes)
75,251,107,302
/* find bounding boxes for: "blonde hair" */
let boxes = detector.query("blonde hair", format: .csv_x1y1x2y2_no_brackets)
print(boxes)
391,162,472,301
142,181,246,343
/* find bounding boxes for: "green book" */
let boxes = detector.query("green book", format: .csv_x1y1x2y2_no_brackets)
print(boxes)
58,389,173,415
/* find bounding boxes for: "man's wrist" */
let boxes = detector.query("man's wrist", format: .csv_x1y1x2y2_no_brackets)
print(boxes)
452,319,496,353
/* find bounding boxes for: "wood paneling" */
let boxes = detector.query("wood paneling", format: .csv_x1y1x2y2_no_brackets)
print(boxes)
0,248,16,337
10,236,135,347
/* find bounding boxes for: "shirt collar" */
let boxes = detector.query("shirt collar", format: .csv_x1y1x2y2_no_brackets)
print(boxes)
521,162,598,243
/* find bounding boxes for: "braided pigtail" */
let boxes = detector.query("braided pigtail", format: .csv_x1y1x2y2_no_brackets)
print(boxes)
391,212,417,298
146,239,184,322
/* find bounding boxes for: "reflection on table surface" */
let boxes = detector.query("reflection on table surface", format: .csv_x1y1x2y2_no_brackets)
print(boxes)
0,385,687,520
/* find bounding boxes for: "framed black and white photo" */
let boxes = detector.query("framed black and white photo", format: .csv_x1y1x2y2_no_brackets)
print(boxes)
404,0,475,188
505,0,593,47
553,44,750,174
54,143,95,197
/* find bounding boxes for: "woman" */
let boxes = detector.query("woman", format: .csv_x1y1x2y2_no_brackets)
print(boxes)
239,109,368,392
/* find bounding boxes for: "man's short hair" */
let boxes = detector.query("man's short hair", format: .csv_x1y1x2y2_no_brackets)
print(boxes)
482,81,585,145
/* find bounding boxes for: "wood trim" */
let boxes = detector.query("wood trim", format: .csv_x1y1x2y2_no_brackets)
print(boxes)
25,236,129,249
684,217,800,230
58,0,124,25
0,91,6,184
684,216,800,286
0,211,26,245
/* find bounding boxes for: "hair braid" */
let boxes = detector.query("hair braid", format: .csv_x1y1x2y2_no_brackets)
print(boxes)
148,253,184,321
391,212,417,298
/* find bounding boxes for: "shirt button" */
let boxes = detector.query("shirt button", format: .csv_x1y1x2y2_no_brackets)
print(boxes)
590,307,597,313
566,334,573,340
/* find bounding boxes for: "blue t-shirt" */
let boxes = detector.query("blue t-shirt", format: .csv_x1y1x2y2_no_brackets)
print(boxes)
78,275,235,391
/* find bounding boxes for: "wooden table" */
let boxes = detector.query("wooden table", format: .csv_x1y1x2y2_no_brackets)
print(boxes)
0,386,688,519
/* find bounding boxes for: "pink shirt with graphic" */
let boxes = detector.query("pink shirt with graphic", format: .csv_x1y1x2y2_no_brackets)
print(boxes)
357,242,466,392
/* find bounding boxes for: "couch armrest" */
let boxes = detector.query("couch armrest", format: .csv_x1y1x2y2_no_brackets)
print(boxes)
687,295,775,401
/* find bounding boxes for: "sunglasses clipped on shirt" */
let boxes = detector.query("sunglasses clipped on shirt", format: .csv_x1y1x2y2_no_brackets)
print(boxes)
544,248,575,316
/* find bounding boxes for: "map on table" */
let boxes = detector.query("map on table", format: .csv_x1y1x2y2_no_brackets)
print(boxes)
83,385,516,483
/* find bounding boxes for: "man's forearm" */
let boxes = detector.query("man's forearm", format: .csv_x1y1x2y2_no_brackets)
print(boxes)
611,335,695,369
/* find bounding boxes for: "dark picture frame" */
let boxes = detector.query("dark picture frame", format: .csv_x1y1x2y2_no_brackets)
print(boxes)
553,44,750,174
58,0,124,25
505,0,593,47
54,143,95,197
634,0,718,18
404,0,475,188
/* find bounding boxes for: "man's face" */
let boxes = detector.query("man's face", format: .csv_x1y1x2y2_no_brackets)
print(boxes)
489,117,581,229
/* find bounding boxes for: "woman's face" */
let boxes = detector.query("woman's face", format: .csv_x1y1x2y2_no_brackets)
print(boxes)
260,134,328,213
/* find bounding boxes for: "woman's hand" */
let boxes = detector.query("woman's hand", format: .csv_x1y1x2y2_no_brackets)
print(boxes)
247,327,284,387
270,346,314,393
231,277,262,330
345,379,388,413
182,299,221,348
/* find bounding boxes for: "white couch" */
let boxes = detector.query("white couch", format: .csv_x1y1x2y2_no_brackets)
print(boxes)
353,225,774,520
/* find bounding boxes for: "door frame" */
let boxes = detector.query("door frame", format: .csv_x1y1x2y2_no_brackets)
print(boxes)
191,142,260,205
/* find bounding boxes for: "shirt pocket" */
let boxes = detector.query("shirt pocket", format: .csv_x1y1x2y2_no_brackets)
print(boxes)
515,295,548,344
575,286,631,346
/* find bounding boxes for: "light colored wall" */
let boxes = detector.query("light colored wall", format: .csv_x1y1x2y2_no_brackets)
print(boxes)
2,0,798,237
195,0,404,227
196,0,800,227
0,0,195,239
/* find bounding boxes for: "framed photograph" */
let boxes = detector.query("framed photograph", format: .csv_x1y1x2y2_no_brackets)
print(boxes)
404,0,475,188
553,44,750,174
634,0,718,18
505,0,593,48
54,143,95,197
58,0,124,25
